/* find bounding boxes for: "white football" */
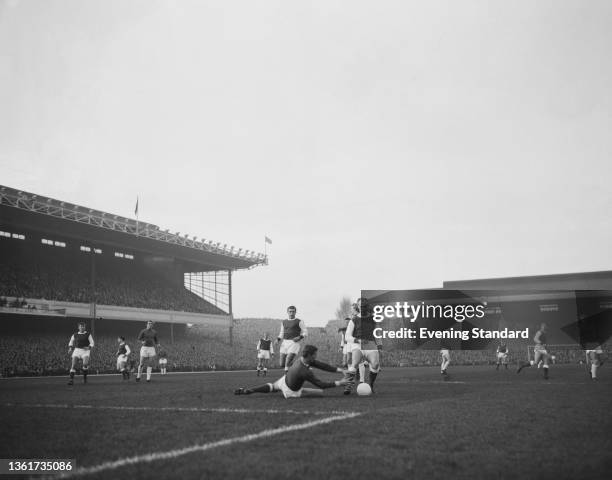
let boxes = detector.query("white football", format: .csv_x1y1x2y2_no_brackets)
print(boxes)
356,382,372,396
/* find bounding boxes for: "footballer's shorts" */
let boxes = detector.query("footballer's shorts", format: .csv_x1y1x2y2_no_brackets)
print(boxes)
72,348,91,361
497,352,508,361
587,349,603,366
350,341,380,370
272,375,302,399
159,358,168,365
117,354,128,370
140,346,157,358
533,345,549,364
279,339,301,356
257,350,271,360
342,343,354,355
440,349,451,361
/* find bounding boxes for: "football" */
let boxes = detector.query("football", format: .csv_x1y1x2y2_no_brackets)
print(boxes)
356,382,372,396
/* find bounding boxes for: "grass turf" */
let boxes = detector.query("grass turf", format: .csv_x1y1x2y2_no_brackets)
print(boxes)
1,365,610,479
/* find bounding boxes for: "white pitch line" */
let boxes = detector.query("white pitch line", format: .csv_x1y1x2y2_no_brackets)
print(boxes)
49,412,360,479
410,380,467,384
3,403,357,416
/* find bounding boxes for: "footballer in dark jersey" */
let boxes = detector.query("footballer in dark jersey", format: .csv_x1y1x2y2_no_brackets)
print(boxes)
136,320,159,383
256,332,274,376
158,348,168,375
235,345,348,398
496,342,509,370
344,298,382,393
116,336,131,380
68,321,94,385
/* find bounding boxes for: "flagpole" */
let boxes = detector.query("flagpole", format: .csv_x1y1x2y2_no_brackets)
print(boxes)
264,236,271,263
135,196,139,237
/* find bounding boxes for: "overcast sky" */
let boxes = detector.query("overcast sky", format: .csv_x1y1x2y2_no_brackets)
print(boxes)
1,0,611,325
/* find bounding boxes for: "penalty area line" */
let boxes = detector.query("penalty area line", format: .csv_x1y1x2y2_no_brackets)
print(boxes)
3,403,356,416
48,412,361,479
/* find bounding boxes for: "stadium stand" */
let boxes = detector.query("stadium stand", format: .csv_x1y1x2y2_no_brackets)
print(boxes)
0,241,224,314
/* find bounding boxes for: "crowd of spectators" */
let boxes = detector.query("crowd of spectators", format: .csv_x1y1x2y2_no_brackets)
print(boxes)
0,296,38,310
0,253,223,315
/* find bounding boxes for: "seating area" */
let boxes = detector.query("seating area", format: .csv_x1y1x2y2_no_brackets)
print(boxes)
0,246,224,315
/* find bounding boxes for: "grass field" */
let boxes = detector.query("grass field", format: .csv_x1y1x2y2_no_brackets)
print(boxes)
1,365,611,480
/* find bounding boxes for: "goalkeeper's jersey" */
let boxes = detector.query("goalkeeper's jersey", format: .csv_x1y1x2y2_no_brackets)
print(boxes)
284,359,338,391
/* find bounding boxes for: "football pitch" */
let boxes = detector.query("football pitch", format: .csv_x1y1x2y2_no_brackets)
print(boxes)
1,365,611,480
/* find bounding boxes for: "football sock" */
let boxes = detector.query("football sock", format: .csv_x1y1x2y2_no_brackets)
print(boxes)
369,372,378,388
591,364,597,379
344,372,356,394
517,361,530,373
250,384,273,393
69,370,75,379
137,365,143,379
146,367,152,380
543,365,549,379
359,363,366,382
